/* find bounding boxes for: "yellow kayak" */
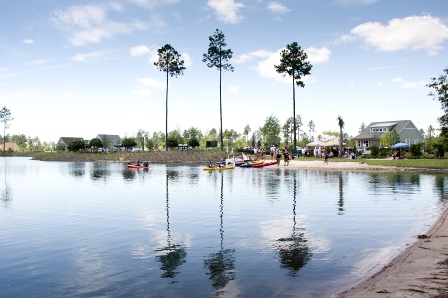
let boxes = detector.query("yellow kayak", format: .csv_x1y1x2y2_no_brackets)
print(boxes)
203,165,235,171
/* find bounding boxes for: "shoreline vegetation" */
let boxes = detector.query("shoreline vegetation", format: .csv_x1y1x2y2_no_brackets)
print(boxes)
4,150,448,297
7,150,448,174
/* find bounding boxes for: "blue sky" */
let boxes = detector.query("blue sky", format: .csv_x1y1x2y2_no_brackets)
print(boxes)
1,0,447,143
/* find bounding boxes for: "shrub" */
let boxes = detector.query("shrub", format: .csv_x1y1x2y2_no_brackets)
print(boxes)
410,143,423,157
188,137,200,148
434,143,445,158
67,140,85,152
370,145,379,157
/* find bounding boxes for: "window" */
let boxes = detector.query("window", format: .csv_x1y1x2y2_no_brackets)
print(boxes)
412,139,418,144
370,127,387,133
405,139,410,144
363,140,369,147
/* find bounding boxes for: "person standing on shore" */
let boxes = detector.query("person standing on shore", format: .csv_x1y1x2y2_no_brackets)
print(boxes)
276,147,281,166
283,150,290,166
323,150,328,165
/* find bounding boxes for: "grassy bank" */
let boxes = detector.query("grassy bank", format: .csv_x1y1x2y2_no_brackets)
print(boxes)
4,151,448,171
17,150,232,164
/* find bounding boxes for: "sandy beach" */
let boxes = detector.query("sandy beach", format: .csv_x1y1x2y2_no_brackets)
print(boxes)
268,158,448,297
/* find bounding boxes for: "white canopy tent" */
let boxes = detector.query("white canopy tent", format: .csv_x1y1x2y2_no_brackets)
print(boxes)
323,139,346,147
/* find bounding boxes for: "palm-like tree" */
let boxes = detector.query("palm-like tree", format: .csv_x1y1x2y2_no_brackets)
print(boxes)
154,44,186,151
203,29,234,151
0,106,13,155
337,115,345,157
274,42,312,154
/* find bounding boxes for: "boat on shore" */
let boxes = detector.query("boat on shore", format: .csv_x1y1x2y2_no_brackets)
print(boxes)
253,161,277,168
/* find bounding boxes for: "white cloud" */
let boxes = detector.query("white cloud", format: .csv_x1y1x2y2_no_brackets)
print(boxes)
49,4,145,46
233,50,272,63
267,2,290,14
71,51,105,62
133,76,166,96
342,15,448,55
181,53,192,67
391,77,427,89
130,0,179,9
248,47,331,84
305,47,332,63
23,39,34,44
129,45,151,56
138,77,165,89
207,0,245,24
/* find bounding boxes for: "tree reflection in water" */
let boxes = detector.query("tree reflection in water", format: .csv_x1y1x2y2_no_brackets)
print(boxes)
276,173,311,276
68,162,85,178
155,170,187,280
90,162,111,180
204,173,235,293
1,158,11,208
122,168,136,181
338,172,345,215
435,175,448,202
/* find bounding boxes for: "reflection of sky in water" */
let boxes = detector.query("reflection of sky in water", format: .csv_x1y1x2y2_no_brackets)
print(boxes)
0,157,447,297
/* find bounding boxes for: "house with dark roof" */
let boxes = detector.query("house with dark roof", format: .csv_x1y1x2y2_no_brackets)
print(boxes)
95,134,122,149
57,137,85,151
352,120,424,149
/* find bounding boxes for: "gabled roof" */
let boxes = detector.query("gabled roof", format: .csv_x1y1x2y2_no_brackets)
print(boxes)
3,142,20,151
96,134,122,145
353,120,412,140
58,137,84,144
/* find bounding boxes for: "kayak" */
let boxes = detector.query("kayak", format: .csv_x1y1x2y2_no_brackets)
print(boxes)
240,160,265,168
127,164,149,169
203,165,235,171
253,161,277,168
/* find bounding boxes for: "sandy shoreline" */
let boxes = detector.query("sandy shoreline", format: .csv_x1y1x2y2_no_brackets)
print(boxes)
337,208,448,297
269,159,448,297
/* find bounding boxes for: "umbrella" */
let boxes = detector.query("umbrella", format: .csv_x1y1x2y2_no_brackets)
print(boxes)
391,143,410,149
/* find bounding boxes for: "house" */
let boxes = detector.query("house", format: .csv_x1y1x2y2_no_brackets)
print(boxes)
57,137,85,151
1,142,20,151
353,120,424,149
96,134,122,149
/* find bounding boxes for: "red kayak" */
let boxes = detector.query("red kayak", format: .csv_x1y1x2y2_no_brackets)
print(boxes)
127,164,149,169
252,161,277,168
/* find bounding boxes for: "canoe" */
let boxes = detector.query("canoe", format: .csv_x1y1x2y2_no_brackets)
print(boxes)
203,166,235,171
127,164,149,169
240,160,265,168
253,161,277,168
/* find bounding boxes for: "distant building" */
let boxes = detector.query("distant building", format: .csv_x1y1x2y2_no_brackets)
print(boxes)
57,137,85,151
353,120,424,149
1,142,20,151
96,134,122,149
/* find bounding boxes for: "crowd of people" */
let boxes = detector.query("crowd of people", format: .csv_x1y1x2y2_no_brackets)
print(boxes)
247,144,362,167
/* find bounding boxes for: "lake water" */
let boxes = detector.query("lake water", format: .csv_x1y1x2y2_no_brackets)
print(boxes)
0,157,447,297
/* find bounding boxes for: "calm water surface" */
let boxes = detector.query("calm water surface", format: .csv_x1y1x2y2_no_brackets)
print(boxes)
0,157,447,297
